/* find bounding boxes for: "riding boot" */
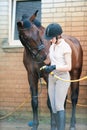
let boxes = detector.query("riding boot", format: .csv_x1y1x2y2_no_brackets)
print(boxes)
53,113,58,130
51,113,57,130
56,110,65,130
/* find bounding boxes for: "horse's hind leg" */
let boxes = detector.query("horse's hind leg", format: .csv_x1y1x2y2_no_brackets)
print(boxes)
70,82,79,130
70,70,81,130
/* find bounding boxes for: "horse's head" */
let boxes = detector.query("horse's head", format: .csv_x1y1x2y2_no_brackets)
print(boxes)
17,17,47,62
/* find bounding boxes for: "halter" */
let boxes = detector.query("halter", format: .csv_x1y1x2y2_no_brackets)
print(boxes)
18,27,45,62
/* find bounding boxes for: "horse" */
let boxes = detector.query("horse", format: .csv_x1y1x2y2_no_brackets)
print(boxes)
17,10,83,130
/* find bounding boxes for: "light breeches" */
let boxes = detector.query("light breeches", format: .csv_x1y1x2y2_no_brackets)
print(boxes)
48,71,70,113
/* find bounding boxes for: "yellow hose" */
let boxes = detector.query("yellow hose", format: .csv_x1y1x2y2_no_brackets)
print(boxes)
67,99,87,108
0,94,87,120
0,70,87,120
0,97,29,120
50,72,87,82
40,66,87,82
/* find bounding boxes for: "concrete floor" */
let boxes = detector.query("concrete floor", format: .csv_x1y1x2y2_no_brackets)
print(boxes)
0,108,87,130
0,121,87,130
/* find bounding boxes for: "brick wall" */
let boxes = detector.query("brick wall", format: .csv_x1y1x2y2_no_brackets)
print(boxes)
0,0,87,113
42,0,87,108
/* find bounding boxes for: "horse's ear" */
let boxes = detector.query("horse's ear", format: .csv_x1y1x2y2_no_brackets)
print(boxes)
34,10,38,16
17,21,23,28
30,10,39,22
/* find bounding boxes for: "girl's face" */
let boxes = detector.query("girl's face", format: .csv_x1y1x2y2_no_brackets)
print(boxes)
50,37,56,44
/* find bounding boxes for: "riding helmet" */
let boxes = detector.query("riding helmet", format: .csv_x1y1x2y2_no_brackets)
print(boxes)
44,23,63,40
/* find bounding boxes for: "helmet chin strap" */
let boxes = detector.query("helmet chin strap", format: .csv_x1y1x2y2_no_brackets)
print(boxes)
56,35,62,44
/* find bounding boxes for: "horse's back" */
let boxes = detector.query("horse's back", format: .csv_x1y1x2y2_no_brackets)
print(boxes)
62,34,83,70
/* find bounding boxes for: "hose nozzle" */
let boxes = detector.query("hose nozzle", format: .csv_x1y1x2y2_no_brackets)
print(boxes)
40,65,46,70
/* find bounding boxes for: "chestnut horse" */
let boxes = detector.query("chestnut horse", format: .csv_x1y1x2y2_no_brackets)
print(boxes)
17,11,83,130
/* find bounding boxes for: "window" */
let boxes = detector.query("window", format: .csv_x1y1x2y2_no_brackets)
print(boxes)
9,0,41,46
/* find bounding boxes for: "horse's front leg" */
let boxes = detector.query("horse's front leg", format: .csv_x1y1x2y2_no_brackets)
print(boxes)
31,96,39,130
70,81,79,130
29,77,39,130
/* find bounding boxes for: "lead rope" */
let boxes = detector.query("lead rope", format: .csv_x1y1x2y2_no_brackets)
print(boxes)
40,65,87,82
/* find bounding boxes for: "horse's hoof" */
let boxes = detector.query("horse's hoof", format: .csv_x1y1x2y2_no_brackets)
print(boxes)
69,127,76,130
28,121,33,127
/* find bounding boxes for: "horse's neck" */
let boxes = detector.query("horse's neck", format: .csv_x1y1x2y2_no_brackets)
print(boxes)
39,26,45,36
39,26,50,54
24,48,32,59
